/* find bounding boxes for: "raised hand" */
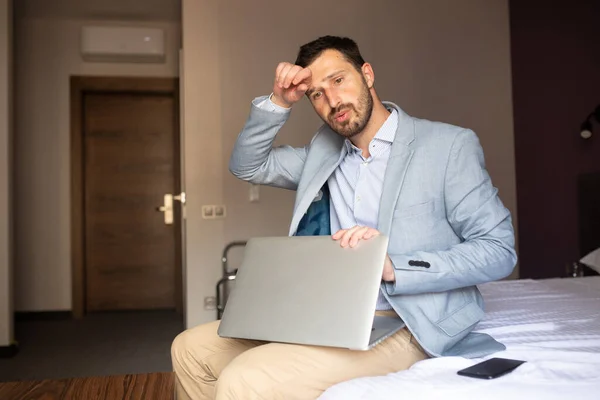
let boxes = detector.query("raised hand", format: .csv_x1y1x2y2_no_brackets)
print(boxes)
272,62,312,108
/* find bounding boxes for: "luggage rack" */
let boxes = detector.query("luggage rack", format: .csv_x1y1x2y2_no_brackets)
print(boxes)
216,241,247,319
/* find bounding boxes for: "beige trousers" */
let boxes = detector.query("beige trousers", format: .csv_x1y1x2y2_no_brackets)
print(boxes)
171,312,428,400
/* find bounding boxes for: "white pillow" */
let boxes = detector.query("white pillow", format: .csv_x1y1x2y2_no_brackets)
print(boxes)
580,247,600,273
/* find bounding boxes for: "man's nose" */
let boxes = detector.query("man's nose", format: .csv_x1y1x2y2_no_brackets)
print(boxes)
325,88,340,109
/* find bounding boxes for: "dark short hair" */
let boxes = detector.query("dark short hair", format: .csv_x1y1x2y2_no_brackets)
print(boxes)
294,36,365,72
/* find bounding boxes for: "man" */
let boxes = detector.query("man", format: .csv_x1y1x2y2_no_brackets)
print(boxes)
171,36,517,400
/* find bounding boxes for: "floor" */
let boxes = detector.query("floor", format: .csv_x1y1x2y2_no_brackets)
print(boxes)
0,372,174,400
0,311,184,383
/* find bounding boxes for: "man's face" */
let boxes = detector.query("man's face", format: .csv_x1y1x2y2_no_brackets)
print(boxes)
305,50,374,138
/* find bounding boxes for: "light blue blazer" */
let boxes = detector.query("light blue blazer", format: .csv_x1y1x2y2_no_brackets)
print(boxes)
229,99,517,358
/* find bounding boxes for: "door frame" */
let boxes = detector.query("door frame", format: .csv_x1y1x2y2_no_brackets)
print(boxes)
70,76,183,318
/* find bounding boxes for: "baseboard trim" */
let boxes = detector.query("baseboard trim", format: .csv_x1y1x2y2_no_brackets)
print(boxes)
0,343,19,358
15,311,73,322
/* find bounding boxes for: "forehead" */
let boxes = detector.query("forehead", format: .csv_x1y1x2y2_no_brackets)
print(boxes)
307,49,356,80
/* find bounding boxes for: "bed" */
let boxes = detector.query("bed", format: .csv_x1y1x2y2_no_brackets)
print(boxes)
318,276,600,400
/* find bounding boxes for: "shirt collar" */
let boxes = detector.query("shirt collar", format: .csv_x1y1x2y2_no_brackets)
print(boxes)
344,108,398,153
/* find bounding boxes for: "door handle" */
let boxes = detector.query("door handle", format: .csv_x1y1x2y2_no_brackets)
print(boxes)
173,193,186,204
157,193,186,225
157,194,174,225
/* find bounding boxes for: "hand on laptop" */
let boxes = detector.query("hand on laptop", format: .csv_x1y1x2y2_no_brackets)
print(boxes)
332,226,396,282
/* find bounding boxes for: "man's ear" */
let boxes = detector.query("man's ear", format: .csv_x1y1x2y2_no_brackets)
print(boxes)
361,63,375,89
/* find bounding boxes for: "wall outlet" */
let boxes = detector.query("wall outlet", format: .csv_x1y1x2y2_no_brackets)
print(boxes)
204,296,216,310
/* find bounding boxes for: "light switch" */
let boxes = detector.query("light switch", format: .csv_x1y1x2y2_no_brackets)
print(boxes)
202,205,214,219
214,205,226,218
249,184,260,202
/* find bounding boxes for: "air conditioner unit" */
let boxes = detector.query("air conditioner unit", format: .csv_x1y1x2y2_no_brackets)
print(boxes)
81,26,166,63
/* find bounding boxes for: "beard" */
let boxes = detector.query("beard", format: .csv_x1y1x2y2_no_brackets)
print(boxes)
326,78,374,138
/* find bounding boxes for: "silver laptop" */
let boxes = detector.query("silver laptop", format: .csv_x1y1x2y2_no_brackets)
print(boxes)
217,235,404,351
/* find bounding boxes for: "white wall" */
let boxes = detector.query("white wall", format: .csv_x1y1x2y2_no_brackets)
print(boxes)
14,17,181,311
0,0,14,346
182,0,517,327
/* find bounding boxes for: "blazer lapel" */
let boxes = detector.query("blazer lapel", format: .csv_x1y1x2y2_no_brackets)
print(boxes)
289,133,346,235
377,103,416,235
378,148,414,235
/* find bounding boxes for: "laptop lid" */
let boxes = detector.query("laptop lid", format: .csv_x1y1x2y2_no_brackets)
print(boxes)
217,235,389,349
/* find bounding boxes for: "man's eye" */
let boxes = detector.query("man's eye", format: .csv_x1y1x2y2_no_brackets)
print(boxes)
312,92,322,100
334,77,343,84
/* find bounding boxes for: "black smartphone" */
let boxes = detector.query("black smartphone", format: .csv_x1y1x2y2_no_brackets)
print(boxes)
457,357,526,379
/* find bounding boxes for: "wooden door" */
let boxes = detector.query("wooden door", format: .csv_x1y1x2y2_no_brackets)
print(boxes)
81,88,180,312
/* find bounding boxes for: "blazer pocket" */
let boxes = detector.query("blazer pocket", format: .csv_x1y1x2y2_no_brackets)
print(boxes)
393,200,435,219
435,301,485,337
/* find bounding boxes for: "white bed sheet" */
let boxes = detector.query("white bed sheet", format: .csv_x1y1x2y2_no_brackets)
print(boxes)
319,276,600,400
